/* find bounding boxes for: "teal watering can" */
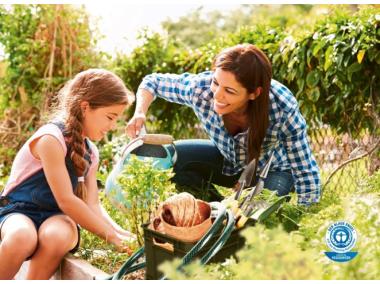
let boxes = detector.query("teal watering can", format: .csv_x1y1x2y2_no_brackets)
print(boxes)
105,134,176,212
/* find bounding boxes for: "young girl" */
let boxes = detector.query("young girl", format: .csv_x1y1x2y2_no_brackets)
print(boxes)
127,44,321,205
0,69,135,279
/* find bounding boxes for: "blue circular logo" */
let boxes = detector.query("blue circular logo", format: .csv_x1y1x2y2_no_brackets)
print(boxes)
325,221,357,253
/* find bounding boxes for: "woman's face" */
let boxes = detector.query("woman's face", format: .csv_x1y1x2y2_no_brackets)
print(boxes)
210,68,259,116
81,103,126,141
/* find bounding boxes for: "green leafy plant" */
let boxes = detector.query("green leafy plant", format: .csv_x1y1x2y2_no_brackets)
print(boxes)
0,164,8,189
115,155,176,245
96,133,129,187
0,4,102,110
272,7,380,134
297,169,380,280
77,191,139,275
160,224,323,280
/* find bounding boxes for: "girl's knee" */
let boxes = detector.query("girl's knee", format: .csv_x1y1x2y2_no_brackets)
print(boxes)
1,227,38,257
38,216,78,253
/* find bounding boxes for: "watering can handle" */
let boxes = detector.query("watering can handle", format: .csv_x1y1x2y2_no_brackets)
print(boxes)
118,134,175,165
142,134,174,145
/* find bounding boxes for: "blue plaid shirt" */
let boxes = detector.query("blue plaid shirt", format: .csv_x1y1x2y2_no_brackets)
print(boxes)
139,71,321,205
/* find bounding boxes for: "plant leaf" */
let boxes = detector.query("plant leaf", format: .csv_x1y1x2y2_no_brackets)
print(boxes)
357,50,365,64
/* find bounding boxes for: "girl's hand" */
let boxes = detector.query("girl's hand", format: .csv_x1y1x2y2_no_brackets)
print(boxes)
117,229,137,241
109,232,134,254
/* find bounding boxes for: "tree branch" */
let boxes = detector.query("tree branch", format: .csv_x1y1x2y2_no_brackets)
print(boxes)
323,138,380,189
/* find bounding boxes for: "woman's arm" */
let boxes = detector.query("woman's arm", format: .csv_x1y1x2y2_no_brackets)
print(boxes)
127,72,212,138
126,88,154,138
33,135,130,250
280,107,321,205
138,72,199,106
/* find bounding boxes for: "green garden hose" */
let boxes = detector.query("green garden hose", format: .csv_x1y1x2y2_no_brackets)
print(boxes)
104,247,145,280
200,208,235,265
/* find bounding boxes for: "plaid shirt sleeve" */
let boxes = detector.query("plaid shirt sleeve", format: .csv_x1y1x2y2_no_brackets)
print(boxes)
138,72,207,107
279,106,321,205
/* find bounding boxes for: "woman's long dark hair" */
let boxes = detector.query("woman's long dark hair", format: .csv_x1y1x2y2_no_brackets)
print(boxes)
212,44,272,163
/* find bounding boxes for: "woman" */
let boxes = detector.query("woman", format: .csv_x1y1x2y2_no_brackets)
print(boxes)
126,44,321,206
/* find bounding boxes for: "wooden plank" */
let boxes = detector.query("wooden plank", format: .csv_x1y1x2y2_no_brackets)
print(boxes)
60,255,109,280
14,255,109,280
14,261,59,280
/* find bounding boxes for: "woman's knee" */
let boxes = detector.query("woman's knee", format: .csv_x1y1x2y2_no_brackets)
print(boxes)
38,215,78,253
172,140,224,171
264,171,294,196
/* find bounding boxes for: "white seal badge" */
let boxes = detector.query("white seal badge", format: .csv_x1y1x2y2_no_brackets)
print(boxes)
325,221,358,262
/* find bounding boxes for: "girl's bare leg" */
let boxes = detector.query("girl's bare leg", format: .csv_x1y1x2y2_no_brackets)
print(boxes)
0,214,38,279
27,215,78,280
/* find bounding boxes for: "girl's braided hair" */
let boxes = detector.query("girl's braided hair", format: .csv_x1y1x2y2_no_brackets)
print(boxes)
55,69,134,201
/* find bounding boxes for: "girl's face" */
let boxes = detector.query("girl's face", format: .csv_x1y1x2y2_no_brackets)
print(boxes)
81,103,126,141
210,68,260,116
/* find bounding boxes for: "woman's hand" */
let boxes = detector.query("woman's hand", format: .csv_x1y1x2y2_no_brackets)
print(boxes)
126,112,146,138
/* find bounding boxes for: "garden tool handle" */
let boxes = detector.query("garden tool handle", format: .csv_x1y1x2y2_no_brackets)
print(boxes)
142,134,174,145
236,214,249,228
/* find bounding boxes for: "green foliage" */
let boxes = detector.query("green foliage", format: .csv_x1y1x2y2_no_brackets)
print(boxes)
161,5,318,49
0,147,17,176
114,30,176,92
272,7,380,134
77,191,139,274
298,191,380,279
0,4,102,110
116,155,176,245
160,225,322,280
96,133,129,187
365,168,380,193
0,164,8,189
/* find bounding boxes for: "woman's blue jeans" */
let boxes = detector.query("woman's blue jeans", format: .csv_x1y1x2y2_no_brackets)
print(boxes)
167,139,294,201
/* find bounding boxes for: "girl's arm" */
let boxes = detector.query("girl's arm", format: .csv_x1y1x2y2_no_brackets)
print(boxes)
33,134,130,251
85,165,136,240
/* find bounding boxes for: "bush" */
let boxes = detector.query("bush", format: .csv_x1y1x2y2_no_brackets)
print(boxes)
160,225,323,280
272,7,380,134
